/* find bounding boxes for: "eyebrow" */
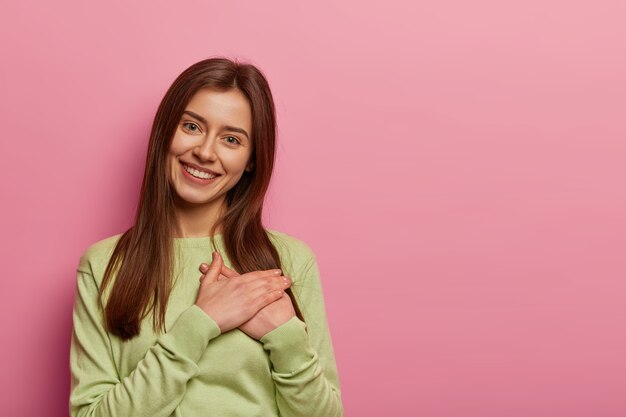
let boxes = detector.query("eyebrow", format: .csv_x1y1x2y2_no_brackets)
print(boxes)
182,110,250,139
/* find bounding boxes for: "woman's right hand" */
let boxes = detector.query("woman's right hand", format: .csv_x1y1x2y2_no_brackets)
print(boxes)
195,252,292,333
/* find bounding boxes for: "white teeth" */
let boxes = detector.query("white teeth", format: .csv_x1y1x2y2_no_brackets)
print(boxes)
183,164,217,180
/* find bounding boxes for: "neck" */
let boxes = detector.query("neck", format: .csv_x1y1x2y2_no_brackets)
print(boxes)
172,197,225,238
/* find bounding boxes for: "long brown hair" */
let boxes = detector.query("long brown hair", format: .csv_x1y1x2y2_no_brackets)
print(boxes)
100,57,302,340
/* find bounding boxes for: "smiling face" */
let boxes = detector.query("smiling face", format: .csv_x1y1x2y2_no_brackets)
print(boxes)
167,87,254,212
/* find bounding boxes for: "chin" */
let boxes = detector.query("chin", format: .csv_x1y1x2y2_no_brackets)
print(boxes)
178,195,214,206
174,188,222,206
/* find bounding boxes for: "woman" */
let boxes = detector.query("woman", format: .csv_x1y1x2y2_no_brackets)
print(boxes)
69,57,344,417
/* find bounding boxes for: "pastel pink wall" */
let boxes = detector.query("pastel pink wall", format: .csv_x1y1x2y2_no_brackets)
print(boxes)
1,1,625,416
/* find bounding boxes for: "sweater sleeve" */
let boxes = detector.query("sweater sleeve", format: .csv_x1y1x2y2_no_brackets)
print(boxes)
69,262,221,417
259,251,344,417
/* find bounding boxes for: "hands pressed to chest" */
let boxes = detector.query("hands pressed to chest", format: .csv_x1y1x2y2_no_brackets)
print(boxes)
195,251,296,339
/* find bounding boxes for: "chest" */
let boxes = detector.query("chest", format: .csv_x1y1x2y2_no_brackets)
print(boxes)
112,257,274,382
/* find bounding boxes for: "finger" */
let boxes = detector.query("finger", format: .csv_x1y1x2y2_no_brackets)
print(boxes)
217,273,228,282
199,274,205,283
220,264,240,278
201,262,239,277
252,289,285,311
242,268,283,283
248,275,292,293
202,252,223,285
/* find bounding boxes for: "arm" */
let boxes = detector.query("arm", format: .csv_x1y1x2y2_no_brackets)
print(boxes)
259,252,344,417
69,259,221,417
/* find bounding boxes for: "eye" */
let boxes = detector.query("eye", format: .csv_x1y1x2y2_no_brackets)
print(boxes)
224,136,241,145
182,122,201,133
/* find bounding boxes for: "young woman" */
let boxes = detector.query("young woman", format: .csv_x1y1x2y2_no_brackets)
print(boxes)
69,57,344,417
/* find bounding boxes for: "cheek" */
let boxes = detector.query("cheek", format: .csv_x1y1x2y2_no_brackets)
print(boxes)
167,142,183,179
167,134,189,171
221,152,249,173
165,157,176,186
168,134,186,155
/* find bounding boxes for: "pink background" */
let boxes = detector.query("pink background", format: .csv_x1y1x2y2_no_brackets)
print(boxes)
1,1,625,416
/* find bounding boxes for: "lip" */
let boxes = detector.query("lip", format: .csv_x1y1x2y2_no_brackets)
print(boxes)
180,161,221,184
180,161,222,176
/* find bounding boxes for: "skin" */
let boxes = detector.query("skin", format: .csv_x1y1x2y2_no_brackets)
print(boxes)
199,253,297,339
168,86,255,237
168,87,296,338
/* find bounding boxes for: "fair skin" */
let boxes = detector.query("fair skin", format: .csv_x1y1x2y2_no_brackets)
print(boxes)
199,253,297,339
168,87,295,339
168,87,254,238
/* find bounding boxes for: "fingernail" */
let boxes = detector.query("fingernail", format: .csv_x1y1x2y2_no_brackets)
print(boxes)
273,269,282,275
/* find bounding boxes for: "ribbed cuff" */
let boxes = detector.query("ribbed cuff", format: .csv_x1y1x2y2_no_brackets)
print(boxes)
260,316,316,373
158,305,221,363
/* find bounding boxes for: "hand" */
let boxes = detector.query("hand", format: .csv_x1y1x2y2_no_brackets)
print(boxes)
199,261,296,340
195,252,291,333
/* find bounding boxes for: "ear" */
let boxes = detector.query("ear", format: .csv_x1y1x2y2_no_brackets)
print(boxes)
245,162,255,172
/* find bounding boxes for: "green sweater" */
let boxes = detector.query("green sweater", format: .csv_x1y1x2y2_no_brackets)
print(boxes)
69,230,343,417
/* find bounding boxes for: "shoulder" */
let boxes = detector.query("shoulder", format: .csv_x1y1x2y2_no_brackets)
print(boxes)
77,233,124,277
267,229,317,268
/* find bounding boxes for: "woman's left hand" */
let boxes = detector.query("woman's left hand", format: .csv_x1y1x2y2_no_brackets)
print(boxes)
199,262,296,340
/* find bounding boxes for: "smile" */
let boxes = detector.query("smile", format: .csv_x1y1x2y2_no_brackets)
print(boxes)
180,162,221,182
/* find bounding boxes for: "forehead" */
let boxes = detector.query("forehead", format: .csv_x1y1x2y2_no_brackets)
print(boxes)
184,87,252,132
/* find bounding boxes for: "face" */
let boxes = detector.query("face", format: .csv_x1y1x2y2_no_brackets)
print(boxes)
167,87,254,210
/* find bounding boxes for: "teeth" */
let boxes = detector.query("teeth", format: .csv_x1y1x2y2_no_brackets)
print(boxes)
183,164,217,180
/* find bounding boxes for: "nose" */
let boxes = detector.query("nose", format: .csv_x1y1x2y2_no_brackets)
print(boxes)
192,135,218,162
